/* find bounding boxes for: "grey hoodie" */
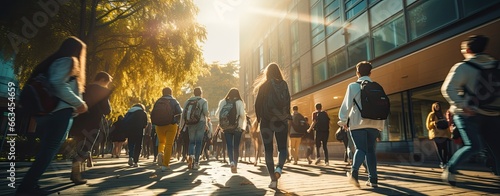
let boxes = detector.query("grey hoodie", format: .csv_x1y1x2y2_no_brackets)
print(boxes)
441,54,500,116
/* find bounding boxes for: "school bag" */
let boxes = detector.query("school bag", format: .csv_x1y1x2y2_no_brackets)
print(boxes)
219,99,238,130
354,80,390,120
151,97,174,126
463,61,500,111
291,113,308,135
268,80,291,121
313,111,330,132
183,98,203,125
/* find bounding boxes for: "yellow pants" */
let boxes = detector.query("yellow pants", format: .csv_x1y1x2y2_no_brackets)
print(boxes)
290,137,302,162
156,124,178,166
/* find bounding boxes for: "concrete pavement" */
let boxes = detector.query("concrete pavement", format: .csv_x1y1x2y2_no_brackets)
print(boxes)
1,156,499,195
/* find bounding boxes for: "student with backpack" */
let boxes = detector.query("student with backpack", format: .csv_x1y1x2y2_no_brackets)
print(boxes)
338,61,388,188
254,63,292,189
426,102,451,169
441,35,500,185
307,103,331,166
290,106,307,165
122,103,148,167
151,87,182,172
215,88,247,173
181,87,210,170
17,37,88,195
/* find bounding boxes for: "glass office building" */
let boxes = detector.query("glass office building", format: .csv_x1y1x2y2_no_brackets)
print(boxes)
239,0,500,162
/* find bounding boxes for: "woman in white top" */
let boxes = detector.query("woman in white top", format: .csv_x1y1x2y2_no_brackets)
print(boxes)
215,88,247,173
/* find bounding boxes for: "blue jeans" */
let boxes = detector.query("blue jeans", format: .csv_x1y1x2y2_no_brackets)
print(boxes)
224,130,242,165
448,115,483,173
350,128,379,183
260,118,288,181
188,123,205,163
19,108,73,190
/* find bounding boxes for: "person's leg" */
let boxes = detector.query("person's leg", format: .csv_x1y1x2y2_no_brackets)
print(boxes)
18,109,73,191
156,125,167,164
347,131,355,162
350,129,368,183
315,135,322,160
321,132,329,163
133,135,143,164
447,115,482,174
342,139,349,162
233,131,242,166
366,128,379,184
225,132,235,164
192,128,205,164
160,124,177,166
275,129,289,170
260,122,276,181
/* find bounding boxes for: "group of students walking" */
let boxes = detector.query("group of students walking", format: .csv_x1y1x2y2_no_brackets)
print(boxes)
15,34,500,195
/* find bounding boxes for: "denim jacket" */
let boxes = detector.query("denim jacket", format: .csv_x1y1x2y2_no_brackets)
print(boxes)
49,57,85,114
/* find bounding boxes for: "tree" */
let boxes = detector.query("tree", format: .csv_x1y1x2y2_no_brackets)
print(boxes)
176,61,239,117
0,0,208,120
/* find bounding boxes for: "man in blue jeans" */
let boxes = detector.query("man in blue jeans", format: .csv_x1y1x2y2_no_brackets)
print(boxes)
338,61,385,188
441,35,500,185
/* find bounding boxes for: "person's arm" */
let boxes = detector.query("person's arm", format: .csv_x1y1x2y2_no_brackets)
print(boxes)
49,57,86,109
307,112,316,133
174,99,183,124
338,83,355,129
441,62,474,115
237,100,247,131
426,113,435,130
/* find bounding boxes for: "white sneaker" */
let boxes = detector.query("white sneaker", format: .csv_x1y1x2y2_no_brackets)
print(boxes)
157,153,164,166
161,166,171,172
325,161,329,166
441,167,457,186
192,162,200,170
366,181,378,187
268,181,277,189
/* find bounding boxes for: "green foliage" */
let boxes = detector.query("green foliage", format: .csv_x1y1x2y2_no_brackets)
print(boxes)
0,0,208,121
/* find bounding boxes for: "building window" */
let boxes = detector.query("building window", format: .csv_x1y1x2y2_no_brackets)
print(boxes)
347,37,370,67
327,50,347,78
278,22,286,66
313,60,328,84
372,14,407,57
408,0,458,40
370,0,403,27
311,1,325,46
292,61,301,94
462,0,500,17
381,93,410,141
324,0,341,35
346,12,368,43
291,20,299,60
410,84,450,139
345,0,366,20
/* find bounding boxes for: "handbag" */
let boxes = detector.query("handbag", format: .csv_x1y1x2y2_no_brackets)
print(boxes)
435,119,449,130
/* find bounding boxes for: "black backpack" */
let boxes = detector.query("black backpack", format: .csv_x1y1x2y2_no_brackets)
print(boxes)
354,80,390,120
313,111,330,132
464,61,500,111
219,99,238,130
151,97,174,126
291,113,308,134
183,98,203,125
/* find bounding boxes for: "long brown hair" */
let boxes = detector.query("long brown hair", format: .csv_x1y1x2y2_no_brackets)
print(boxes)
28,36,86,93
252,62,284,95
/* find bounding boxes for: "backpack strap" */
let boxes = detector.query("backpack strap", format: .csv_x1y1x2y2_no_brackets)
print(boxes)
353,81,367,112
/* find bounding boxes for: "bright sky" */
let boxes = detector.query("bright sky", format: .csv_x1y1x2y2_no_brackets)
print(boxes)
194,0,244,64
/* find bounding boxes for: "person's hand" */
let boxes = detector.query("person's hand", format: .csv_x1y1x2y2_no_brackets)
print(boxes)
343,125,348,130
307,129,311,133
75,102,88,114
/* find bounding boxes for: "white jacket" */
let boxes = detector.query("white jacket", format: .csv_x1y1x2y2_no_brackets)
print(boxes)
338,76,385,131
215,99,247,131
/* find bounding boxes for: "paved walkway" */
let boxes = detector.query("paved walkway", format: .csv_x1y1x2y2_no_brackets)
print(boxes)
1,156,499,195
